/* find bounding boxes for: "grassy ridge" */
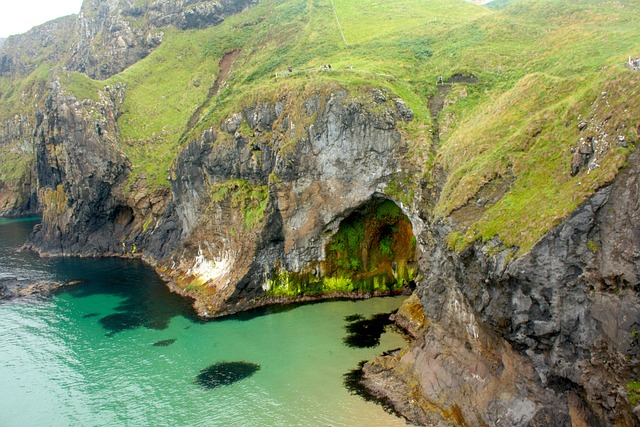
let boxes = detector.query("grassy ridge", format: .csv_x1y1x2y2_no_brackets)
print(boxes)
432,0,640,252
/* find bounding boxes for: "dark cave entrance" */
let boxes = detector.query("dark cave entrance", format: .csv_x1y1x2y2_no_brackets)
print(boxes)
323,198,417,292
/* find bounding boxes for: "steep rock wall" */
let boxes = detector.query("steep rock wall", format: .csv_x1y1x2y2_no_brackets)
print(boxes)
0,113,39,216
142,91,416,315
26,88,416,316
68,0,258,80
364,151,640,426
24,78,133,255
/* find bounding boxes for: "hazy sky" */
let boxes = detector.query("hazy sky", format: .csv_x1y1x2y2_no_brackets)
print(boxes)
0,0,84,38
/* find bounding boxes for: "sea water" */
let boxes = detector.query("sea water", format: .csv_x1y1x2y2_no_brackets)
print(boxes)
0,219,408,426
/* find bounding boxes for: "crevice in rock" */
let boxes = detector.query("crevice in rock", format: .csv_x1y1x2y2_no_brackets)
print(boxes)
427,73,478,146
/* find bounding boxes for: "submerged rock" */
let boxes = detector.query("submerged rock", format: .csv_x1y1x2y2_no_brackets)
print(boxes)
343,312,395,348
153,338,177,347
343,360,403,419
196,361,260,389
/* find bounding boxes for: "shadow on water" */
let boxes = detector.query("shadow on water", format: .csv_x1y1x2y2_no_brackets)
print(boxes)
0,219,199,336
60,258,199,336
343,356,404,418
343,312,394,348
224,301,319,322
196,361,261,389
153,338,177,347
224,297,369,323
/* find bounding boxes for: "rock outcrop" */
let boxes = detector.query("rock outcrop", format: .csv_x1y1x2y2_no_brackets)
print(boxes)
363,150,640,426
20,81,418,317
0,16,76,78
0,277,80,299
24,78,132,255
140,90,418,315
67,0,258,80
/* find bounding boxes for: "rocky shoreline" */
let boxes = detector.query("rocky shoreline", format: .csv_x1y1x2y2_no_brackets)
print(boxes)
0,277,81,300
168,279,412,318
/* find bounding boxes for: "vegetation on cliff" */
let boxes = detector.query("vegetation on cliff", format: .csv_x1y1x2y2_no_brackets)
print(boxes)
2,0,637,255
2,0,640,422
266,199,416,296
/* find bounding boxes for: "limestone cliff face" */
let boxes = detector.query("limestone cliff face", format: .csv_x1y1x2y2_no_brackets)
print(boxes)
363,152,640,425
24,78,132,255
139,91,416,315
68,0,258,80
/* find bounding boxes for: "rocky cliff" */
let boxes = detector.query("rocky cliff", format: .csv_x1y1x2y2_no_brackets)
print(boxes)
68,0,258,80
24,82,418,315
362,150,640,425
1,0,640,425
0,16,75,78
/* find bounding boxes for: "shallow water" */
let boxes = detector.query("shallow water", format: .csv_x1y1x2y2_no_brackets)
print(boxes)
0,219,408,426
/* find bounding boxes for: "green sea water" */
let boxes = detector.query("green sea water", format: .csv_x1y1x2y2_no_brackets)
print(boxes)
0,219,409,426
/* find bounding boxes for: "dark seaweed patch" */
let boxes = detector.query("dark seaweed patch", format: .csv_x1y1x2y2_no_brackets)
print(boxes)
344,314,365,322
343,312,393,348
100,312,146,336
61,257,198,335
153,339,177,347
82,312,100,318
343,361,401,417
196,362,260,389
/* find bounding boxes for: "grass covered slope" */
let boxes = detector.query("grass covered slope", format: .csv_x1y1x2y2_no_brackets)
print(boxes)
1,0,640,255
432,0,640,253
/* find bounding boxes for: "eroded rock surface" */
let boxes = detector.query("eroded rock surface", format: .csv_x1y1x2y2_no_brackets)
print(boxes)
21,87,416,316
364,151,640,426
141,90,417,315
0,277,78,300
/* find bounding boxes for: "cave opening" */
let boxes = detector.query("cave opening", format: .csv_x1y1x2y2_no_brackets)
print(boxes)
265,198,417,297
322,198,417,292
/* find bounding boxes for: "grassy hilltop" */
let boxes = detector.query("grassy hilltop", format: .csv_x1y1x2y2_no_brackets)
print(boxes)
1,0,640,253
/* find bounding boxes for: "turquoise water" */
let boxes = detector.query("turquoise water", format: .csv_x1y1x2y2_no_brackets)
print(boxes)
0,219,408,426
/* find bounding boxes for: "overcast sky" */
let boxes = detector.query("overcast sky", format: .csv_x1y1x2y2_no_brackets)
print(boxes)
0,0,84,38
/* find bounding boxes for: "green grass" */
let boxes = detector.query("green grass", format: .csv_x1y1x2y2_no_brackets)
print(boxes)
438,69,640,253
208,179,269,231
628,381,640,406
0,148,34,184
